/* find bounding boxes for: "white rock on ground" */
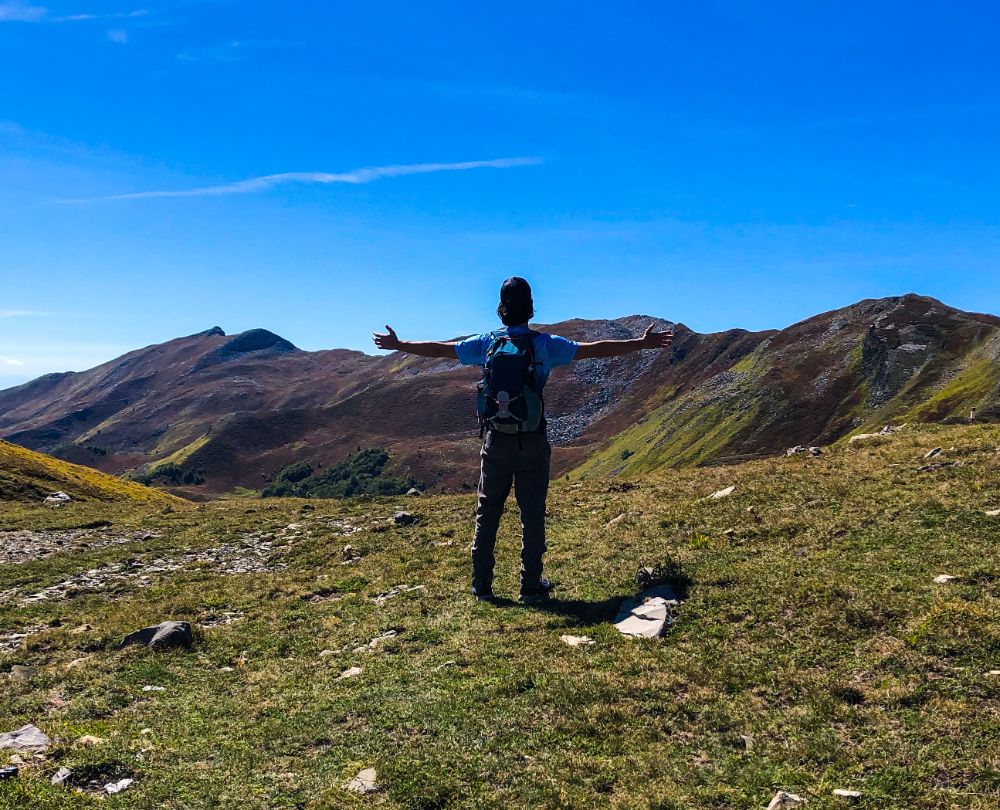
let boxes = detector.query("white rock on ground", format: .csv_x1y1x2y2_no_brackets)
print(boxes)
372,584,425,605
105,778,134,794
43,491,72,506
613,584,680,638
933,574,958,584
833,788,862,800
345,767,378,794
704,485,735,500
605,513,628,528
51,767,72,786
353,630,398,653
560,635,595,647
985,509,1000,517
337,666,363,680
924,447,942,459
848,433,879,443
0,724,51,752
767,791,807,809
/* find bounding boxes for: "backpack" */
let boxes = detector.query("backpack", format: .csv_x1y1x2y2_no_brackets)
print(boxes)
476,329,544,436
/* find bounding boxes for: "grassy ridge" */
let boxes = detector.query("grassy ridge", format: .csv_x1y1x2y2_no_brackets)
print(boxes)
0,440,183,507
1,425,998,808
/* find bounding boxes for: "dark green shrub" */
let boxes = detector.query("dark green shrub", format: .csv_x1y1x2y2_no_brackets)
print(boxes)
262,448,416,499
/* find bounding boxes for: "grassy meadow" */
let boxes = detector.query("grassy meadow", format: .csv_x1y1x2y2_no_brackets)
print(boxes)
1,424,998,808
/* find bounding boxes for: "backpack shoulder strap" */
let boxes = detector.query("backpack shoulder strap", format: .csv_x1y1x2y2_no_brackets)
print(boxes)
483,330,509,363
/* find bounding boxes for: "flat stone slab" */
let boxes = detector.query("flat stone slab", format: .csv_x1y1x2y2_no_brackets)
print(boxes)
613,584,681,638
345,767,378,794
0,724,51,752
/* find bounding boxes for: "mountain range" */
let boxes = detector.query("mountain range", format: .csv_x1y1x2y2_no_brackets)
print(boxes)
2,293,998,497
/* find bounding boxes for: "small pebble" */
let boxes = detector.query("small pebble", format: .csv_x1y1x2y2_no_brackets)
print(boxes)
51,766,72,786
833,788,862,800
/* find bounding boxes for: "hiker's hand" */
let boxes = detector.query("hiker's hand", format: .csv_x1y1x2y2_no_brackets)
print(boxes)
641,324,674,350
373,324,401,351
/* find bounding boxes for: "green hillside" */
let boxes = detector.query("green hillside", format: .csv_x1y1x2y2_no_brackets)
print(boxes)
1,424,998,808
0,440,185,507
573,299,1000,480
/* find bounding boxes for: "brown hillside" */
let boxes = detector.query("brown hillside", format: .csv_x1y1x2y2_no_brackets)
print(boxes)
2,294,999,494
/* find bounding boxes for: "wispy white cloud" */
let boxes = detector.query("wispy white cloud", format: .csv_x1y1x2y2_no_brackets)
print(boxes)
178,40,244,62
0,3,148,23
0,1,46,21
59,157,544,203
177,39,298,63
0,357,24,366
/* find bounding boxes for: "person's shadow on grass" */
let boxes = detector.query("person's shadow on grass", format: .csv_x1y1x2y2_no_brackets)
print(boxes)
489,594,629,625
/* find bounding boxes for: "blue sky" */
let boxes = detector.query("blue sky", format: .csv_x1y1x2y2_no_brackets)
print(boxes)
2,1,1000,387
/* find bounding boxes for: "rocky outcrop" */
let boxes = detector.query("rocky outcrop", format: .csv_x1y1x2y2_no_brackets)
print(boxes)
117,621,193,650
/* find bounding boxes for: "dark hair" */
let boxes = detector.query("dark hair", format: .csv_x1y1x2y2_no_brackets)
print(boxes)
498,276,534,326
498,299,533,326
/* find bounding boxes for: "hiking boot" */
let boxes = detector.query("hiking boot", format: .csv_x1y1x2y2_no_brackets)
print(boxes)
472,583,495,603
519,578,554,605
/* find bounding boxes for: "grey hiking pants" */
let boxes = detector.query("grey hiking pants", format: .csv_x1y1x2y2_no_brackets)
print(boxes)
472,428,551,594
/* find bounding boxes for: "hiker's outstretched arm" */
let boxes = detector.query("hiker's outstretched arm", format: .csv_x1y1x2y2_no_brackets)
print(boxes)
372,325,457,359
575,325,673,360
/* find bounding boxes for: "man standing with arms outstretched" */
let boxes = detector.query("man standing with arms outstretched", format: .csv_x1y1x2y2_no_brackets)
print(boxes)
374,277,673,603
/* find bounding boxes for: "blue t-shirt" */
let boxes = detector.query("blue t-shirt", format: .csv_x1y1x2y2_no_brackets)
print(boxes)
454,325,579,390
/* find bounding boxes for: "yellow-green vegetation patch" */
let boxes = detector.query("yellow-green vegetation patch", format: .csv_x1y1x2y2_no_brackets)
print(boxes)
903,357,1000,422
1,424,998,809
576,391,766,477
74,414,123,445
0,440,184,506
149,434,211,468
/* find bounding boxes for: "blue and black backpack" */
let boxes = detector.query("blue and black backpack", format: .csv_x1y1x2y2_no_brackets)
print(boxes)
476,329,544,437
